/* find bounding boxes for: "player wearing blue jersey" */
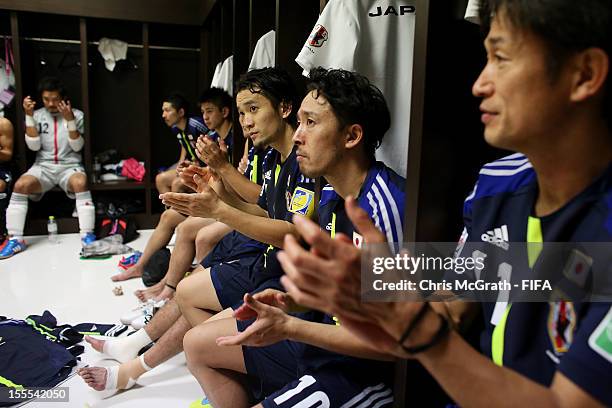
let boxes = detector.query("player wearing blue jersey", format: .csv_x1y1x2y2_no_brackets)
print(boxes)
112,91,229,286
199,87,233,157
182,68,403,408
278,1,612,407
136,87,237,301
111,94,203,282
156,93,208,194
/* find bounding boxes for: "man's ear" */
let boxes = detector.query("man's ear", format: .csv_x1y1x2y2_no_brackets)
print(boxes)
570,47,609,103
222,106,231,119
280,101,293,119
345,124,364,150
178,108,186,118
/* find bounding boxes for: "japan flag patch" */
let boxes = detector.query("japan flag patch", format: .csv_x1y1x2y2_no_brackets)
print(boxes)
353,232,363,248
308,24,329,47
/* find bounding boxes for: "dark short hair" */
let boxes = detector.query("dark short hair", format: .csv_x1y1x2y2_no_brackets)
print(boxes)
306,67,390,161
164,93,189,116
236,67,300,127
38,77,65,98
199,87,233,112
480,0,612,126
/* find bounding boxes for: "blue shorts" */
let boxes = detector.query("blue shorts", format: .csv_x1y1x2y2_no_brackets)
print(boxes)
230,277,285,311
202,231,265,268
201,236,234,268
210,256,260,309
261,369,394,408
238,320,301,400
251,277,284,295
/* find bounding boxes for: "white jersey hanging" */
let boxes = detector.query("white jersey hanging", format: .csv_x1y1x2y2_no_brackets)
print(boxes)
249,30,275,71
465,0,481,24
213,56,234,95
211,61,223,88
295,0,416,176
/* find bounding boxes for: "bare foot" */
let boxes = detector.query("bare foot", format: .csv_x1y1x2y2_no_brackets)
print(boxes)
78,367,109,391
79,360,145,391
134,280,165,302
112,264,144,282
153,286,175,303
84,336,105,353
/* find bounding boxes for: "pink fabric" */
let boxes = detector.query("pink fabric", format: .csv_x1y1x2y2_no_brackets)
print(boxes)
121,158,145,182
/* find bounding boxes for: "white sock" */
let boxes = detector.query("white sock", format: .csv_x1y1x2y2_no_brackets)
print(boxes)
104,365,136,391
102,329,153,363
75,191,95,235
6,193,28,239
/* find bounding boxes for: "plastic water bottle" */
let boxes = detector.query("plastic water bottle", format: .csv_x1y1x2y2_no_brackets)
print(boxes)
47,216,58,243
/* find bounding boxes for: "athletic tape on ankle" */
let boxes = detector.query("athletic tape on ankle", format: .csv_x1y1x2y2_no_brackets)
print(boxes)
104,366,136,391
139,354,153,371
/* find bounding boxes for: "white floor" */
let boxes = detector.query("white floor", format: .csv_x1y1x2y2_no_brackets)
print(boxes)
0,230,203,408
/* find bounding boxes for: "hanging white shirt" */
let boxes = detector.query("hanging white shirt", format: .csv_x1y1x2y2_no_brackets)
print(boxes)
295,0,416,176
249,30,275,71
211,56,233,95
211,61,223,88
98,38,128,72
465,0,481,24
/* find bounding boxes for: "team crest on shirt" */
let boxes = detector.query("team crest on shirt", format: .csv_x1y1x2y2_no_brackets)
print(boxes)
308,24,328,47
288,187,315,216
547,301,576,355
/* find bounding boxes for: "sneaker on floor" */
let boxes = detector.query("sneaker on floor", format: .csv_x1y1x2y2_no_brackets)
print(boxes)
189,397,213,408
128,299,167,329
81,232,97,246
117,251,142,271
130,313,153,330
120,299,155,325
0,239,26,259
